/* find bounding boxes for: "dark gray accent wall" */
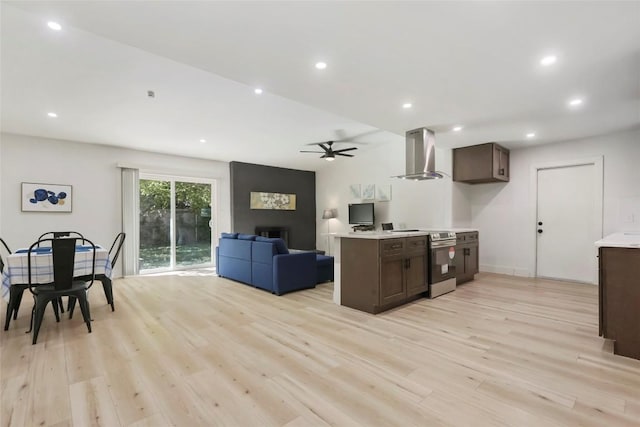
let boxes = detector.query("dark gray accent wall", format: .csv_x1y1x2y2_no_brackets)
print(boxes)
230,161,316,250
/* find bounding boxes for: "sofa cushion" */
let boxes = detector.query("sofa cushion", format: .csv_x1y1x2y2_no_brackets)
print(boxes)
316,254,334,283
255,236,289,254
221,232,238,239
237,234,257,241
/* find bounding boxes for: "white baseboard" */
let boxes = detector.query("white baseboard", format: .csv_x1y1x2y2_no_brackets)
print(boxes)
479,264,532,277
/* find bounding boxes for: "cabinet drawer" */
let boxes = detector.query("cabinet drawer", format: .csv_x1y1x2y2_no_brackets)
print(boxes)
456,232,478,244
405,236,427,254
465,232,478,242
380,239,404,256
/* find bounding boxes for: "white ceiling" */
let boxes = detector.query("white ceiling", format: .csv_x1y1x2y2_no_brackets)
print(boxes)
2,1,639,172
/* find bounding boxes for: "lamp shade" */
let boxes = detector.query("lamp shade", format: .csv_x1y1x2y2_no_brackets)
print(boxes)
322,208,337,219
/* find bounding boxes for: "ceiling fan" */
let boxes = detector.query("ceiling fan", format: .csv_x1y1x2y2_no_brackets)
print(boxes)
300,140,357,162
299,129,380,161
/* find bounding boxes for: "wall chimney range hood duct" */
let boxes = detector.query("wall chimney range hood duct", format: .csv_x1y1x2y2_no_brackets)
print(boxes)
393,127,445,180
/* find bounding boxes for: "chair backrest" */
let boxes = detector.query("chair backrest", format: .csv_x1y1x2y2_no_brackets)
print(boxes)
52,238,77,290
28,237,96,291
37,231,87,246
108,232,126,268
0,237,11,272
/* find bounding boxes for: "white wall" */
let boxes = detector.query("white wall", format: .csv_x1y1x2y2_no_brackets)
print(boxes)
466,128,640,276
0,133,231,276
315,139,454,254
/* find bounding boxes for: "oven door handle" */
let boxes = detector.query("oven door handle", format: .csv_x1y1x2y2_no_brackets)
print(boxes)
430,240,456,248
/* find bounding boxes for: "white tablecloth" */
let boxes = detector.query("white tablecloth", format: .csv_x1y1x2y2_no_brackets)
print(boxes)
1,245,112,302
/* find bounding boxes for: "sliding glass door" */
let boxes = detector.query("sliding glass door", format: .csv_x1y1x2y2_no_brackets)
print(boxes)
139,175,215,273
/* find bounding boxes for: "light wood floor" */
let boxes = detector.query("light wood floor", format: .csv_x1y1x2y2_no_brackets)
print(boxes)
2,272,640,426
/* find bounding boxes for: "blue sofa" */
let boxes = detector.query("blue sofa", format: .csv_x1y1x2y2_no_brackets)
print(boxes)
216,233,333,295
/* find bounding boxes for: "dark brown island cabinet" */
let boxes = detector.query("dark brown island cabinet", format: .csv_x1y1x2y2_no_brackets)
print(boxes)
455,231,479,284
598,246,640,360
453,143,510,183
341,236,428,314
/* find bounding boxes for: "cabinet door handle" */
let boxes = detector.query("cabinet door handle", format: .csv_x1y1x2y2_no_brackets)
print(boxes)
499,168,505,176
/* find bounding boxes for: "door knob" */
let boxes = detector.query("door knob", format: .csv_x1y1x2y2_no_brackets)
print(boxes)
538,229,543,234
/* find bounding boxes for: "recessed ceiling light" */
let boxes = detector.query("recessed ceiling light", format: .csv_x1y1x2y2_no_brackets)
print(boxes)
47,112,58,118
452,126,463,132
540,55,557,66
526,132,536,138
199,139,206,143
315,62,327,70
402,103,412,109
47,21,62,31
568,98,584,107
254,88,263,95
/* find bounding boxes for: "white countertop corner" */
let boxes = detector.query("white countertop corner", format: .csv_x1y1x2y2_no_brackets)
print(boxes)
595,232,640,249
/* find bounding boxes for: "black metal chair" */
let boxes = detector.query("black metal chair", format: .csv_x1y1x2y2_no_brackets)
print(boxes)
1,237,21,330
27,237,95,344
0,238,10,272
69,232,125,316
4,232,85,328
3,237,65,330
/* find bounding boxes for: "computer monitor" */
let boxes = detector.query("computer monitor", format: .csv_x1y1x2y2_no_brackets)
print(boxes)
348,203,375,225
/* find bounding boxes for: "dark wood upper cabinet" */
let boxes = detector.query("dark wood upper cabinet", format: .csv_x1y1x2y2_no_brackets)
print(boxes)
453,143,510,183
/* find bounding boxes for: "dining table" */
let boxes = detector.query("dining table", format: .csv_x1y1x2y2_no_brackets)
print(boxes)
2,244,113,329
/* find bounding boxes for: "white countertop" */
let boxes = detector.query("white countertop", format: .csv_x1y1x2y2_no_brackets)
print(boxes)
334,228,478,240
335,231,429,239
595,232,640,248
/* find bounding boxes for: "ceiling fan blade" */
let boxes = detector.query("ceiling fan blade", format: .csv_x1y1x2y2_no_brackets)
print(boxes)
334,129,348,141
318,143,331,152
333,129,382,143
332,147,358,153
335,153,355,157
300,150,325,153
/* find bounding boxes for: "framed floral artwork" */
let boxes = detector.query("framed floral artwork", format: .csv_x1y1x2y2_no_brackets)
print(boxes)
250,192,296,210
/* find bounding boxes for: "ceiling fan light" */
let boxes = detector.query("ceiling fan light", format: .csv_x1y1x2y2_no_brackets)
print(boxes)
325,155,335,161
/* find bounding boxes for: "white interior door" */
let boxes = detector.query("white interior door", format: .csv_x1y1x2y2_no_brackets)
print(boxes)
536,163,599,283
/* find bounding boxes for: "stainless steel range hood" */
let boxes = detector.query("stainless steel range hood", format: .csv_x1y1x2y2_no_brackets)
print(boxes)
393,127,445,180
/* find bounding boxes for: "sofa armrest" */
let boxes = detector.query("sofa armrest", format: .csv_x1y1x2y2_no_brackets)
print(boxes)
272,252,316,295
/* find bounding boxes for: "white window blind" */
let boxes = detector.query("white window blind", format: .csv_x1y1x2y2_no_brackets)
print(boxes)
121,168,139,276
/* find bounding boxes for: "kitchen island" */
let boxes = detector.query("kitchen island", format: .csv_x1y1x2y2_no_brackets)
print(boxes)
333,231,430,313
595,232,640,360
332,229,477,313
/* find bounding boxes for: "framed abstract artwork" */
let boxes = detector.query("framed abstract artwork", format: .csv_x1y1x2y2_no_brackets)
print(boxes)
376,184,392,201
349,184,361,199
21,182,72,212
362,184,375,200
